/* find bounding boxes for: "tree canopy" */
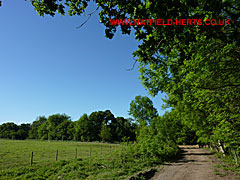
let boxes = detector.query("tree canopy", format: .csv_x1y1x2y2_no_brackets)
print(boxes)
129,95,158,125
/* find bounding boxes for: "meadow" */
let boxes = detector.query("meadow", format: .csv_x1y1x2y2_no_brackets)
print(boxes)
0,139,119,170
0,139,154,179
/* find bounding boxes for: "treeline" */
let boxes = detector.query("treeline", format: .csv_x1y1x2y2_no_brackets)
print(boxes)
0,110,136,143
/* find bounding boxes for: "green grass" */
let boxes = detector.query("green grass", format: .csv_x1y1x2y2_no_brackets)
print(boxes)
0,139,157,180
0,156,153,180
212,152,240,179
0,139,119,170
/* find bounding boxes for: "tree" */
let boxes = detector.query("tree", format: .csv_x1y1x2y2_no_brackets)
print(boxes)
109,117,136,142
99,124,112,142
38,120,49,140
129,96,158,125
38,114,71,140
154,111,197,145
56,120,74,140
28,116,47,139
88,110,115,141
16,123,31,140
74,114,92,141
47,114,71,140
0,122,18,139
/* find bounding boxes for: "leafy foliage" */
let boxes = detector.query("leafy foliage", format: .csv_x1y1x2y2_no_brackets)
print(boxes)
0,111,136,143
129,96,158,125
28,116,47,139
0,122,30,140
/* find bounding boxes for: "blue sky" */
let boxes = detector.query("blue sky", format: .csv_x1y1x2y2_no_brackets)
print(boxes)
0,1,167,124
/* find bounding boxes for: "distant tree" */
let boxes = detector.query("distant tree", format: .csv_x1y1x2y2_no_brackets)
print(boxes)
15,123,31,140
112,117,136,142
88,110,115,141
75,112,136,142
100,124,112,142
66,122,75,140
0,122,18,139
129,96,158,125
28,116,47,139
38,121,48,140
74,114,92,141
0,122,31,140
38,114,71,140
56,120,74,140
47,114,71,140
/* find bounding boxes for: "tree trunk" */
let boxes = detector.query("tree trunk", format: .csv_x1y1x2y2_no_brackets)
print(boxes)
232,148,239,165
218,140,225,156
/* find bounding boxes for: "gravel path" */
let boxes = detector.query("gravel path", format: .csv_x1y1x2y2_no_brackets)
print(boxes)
150,146,238,180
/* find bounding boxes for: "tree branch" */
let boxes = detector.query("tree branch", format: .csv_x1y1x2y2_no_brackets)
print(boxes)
76,6,99,29
126,58,138,71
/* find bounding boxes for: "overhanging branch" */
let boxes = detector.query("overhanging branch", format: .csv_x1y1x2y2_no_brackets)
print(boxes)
126,58,138,71
76,6,99,29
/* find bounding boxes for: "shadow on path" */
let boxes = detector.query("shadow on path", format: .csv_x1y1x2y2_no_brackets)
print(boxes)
130,146,214,180
165,147,214,165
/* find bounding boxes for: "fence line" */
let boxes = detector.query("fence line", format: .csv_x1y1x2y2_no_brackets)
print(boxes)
28,144,120,166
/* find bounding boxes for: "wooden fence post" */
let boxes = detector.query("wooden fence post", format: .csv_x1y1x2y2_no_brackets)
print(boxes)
90,146,92,156
75,148,77,159
30,152,33,166
56,150,58,161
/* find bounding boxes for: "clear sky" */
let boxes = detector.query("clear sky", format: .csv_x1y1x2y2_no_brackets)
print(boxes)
0,1,167,124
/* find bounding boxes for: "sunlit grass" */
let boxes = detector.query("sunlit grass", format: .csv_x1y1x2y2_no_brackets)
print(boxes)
0,139,119,170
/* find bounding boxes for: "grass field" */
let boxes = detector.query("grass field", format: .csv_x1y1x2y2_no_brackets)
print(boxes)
0,139,119,170
0,139,155,179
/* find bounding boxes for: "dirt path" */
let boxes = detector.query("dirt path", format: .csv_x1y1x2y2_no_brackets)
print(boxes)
150,146,238,180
